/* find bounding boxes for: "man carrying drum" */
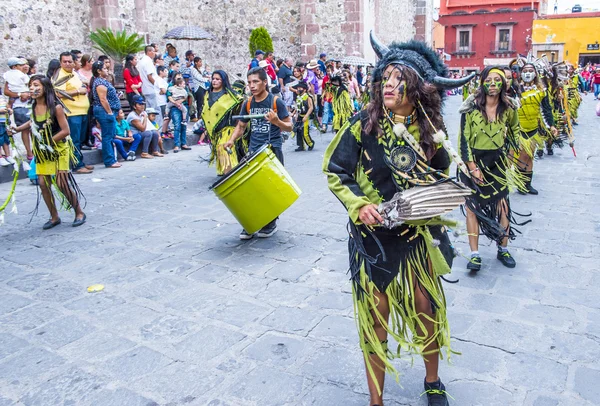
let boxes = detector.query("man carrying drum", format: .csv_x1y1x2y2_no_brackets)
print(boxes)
224,66,293,240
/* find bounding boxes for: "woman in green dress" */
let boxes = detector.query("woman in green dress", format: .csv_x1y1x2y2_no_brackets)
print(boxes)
458,66,529,271
201,70,243,175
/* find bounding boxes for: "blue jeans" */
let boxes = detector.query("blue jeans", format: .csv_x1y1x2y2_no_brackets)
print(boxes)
66,114,88,169
113,133,142,159
594,83,600,99
170,107,187,147
322,101,333,125
93,106,117,167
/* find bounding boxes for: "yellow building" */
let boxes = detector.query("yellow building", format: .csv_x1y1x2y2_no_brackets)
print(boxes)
532,12,600,66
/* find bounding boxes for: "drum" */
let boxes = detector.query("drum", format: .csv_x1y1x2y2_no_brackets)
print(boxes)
210,144,302,234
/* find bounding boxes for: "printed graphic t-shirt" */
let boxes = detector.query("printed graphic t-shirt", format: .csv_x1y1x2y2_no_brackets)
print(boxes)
240,93,289,151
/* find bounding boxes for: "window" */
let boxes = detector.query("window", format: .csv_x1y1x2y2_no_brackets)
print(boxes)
498,29,510,51
459,31,470,52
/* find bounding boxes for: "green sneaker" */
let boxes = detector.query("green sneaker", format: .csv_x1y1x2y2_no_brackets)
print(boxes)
497,250,516,268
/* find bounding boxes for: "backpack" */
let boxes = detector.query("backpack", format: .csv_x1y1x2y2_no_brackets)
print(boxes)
246,94,279,114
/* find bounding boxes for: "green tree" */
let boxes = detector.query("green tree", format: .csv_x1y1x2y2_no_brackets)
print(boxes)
248,27,274,58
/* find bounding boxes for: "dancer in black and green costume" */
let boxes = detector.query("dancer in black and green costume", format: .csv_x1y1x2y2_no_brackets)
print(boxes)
323,32,474,406
566,64,584,125
516,61,556,195
291,81,314,151
330,75,353,133
201,70,244,176
458,66,529,271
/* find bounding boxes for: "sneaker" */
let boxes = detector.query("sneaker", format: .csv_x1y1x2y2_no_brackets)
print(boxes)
239,229,255,240
497,249,516,268
308,145,314,151
22,160,31,171
0,156,9,166
423,379,450,406
294,147,305,152
5,156,16,165
547,148,554,156
527,184,539,195
466,255,482,271
257,220,277,238
536,149,544,158
127,151,136,161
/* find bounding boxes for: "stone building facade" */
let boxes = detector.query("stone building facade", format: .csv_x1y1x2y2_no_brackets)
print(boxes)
0,0,432,76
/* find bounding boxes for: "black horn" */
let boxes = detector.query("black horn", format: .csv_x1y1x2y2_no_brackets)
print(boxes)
370,31,389,59
432,72,476,89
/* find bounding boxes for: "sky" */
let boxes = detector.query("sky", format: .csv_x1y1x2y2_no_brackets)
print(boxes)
432,0,599,13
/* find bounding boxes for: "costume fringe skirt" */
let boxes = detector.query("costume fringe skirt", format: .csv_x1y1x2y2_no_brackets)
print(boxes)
348,218,456,393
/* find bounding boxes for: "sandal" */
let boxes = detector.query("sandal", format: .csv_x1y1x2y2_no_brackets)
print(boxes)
140,153,154,159
152,152,164,157
108,163,122,168
173,147,180,153
181,145,192,151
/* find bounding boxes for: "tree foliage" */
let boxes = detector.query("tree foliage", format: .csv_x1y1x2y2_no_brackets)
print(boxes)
248,27,274,58
89,28,145,64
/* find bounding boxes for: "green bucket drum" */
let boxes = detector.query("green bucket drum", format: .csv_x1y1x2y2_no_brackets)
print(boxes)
210,145,302,234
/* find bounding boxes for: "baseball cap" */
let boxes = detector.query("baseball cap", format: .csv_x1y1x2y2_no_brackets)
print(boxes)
320,53,327,58
7,57,27,67
255,50,265,56
146,107,158,115
133,96,146,105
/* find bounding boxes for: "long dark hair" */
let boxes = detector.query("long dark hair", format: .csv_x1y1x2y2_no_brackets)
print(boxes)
365,65,443,160
29,75,59,122
46,59,60,80
210,70,232,92
125,54,139,77
473,66,511,122
88,61,105,103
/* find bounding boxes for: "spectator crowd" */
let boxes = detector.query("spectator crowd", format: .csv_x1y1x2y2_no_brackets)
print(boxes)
0,42,371,171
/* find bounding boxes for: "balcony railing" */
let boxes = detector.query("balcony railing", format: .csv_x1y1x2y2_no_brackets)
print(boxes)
490,40,516,54
448,42,477,55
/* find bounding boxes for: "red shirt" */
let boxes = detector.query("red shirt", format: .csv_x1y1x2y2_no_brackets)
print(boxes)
593,73,600,85
123,69,142,94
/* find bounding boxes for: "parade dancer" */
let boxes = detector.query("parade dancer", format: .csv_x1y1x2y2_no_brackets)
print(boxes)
292,81,315,151
8,75,86,229
224,67,292,240
516,54,556,195
201,70,244,175
323,33,473,406
330,75,353,134
458,67,529,271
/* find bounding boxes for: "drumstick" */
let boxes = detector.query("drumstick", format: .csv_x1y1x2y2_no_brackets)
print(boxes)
231,114,266,120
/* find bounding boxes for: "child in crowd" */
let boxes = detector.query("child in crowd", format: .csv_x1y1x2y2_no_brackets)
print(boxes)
0,94,16,166
114,109,141,161
3,57,33,161
147,108,168,155
91,119,103,149
166,78,188,124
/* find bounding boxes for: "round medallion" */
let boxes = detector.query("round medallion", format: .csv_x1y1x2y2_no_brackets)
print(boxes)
390,146,417,172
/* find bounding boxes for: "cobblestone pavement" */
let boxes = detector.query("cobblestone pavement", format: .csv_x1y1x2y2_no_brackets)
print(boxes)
0,95,599,406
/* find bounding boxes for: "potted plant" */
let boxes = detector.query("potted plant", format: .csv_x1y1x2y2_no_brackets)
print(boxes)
89,28,145,86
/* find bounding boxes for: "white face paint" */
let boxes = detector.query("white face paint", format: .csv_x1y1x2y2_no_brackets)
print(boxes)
521,72,536,83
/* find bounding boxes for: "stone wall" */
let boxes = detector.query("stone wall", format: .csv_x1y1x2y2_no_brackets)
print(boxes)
0,0,91,75
0,0,423,78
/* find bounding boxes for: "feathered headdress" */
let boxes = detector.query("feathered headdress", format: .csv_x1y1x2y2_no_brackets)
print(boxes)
370,31,475,98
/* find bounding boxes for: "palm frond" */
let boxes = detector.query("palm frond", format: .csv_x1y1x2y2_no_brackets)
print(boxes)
89,28,145,63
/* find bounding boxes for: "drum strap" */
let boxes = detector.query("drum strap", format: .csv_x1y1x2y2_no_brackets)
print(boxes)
246,94,279,114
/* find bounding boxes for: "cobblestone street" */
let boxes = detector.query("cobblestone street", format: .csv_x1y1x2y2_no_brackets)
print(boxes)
0,95,599,406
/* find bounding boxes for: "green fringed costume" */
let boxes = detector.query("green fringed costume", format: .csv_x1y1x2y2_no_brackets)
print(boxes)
567,75,582,120
332,85,353,133
202,89,244,175
458,96,530,243
323,111,457,386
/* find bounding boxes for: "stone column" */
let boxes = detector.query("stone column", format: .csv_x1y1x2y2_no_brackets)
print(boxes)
413,0,427,42
299,0,319,62
342,0,364,56
90,0,122,30
134,0,148,39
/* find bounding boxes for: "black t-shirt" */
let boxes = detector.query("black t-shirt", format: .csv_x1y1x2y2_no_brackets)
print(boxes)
277,65,293,86
241,93,289,151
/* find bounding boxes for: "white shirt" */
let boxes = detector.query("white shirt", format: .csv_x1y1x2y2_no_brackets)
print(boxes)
138,55,158,96
127,111,155,133
154,76,168,106
3,69,29,108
